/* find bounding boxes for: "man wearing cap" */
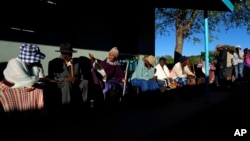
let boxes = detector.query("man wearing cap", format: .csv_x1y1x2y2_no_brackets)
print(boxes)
48,43,88,106
0,43,47,111
130,55,160,93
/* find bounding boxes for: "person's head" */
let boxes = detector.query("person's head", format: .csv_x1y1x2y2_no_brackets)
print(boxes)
18,43,45,67
216,44,224,51
56,43,77,62
108,47,119,62
235,45,241,52
243,48,248,54
158,57,166,67
229,49,234,54
235,45,241,49
179,56,188,66
144,55,155,67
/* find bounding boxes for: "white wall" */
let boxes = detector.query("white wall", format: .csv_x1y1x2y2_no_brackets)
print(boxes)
0,40,108,76
0,40,148,77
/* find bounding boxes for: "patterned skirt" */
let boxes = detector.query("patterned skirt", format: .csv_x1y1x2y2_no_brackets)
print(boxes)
0,82,44,112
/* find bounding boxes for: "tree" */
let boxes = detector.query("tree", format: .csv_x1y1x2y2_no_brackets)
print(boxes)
155,0,250,63
165,55,174,64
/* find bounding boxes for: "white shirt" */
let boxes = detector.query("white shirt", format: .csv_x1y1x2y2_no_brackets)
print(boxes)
3,58,44,88
170,62,195,80
227,52,234,67
233,50,244,65
154,64,170,81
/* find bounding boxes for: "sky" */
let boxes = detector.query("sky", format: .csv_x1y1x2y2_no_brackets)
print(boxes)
155,27,250,57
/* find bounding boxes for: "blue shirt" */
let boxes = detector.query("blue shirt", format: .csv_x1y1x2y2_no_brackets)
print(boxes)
131,60,155,80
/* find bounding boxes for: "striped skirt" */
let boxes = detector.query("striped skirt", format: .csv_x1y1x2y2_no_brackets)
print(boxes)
0,82,44,112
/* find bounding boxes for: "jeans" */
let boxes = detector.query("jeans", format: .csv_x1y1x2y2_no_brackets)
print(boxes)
131,78,159,92
234,63,244,80
174,77,188,87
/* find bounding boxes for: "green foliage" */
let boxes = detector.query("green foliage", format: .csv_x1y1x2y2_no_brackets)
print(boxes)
200,51,215,62
188,55,200,65
223,44,235,51
165,55,174,64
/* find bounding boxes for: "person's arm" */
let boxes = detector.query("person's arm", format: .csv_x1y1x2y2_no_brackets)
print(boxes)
48,59,65,82
114,65,125,81
184,65,195,76
4,59,39,87
154,65,160,77
239,50,244,59
164,65,171,78
173,63,187,78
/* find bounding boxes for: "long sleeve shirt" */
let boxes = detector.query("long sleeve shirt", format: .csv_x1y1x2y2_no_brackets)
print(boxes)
233,50,244,65
131,60,155,80
170,62,194,80
3,58,44,88
154,64,170,81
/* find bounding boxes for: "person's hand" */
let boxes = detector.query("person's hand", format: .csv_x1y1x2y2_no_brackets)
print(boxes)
65,77,78,84
151,76,157,80
49,79,60,84
121,78,126,83
89,53,95,61
187,75,195,79
25,85,35,92
168,78,173,83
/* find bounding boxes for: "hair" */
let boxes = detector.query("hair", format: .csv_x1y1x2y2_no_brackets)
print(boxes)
159,57,166,62
109,47,119,57
179,56,188,63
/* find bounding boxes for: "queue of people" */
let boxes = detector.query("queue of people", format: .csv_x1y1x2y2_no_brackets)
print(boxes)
1,42,249,113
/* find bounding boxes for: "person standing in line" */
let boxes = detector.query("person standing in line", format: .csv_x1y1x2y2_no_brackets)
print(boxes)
233,45,244,83
215,44,227,87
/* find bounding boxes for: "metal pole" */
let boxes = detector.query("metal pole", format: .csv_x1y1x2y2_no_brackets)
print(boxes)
204,10,210,103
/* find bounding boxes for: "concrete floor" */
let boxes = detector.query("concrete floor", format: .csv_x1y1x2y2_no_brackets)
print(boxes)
1,83,249,141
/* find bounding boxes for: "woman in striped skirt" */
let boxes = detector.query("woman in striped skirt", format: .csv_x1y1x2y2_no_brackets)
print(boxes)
0,43,52,112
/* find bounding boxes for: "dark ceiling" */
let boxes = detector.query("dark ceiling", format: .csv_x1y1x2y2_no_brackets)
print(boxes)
0,0,237,48
1,0,236,26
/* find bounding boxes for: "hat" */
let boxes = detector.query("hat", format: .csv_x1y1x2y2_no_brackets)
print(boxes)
216,44,223,49
18,43,45,63
55,43,77,53
145,55,155,66
179,56,188,63
235,45,241,49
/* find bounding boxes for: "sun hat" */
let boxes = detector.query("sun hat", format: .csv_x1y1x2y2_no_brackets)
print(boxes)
18,43,45,63
55,43,77,53
145,55,155,66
